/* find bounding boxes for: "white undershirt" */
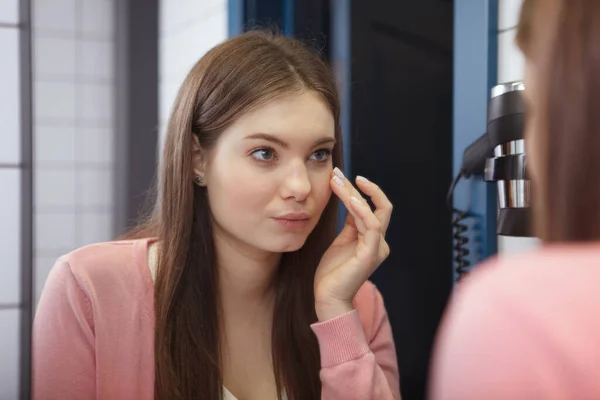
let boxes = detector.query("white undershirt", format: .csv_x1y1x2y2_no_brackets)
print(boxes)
147,243,287,400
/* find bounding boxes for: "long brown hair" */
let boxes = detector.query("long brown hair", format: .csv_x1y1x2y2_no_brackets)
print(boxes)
516,0,600,242
125,31,342,399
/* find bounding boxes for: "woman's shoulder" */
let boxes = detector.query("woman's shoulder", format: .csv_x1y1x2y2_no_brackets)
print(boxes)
49,238,155,303
430,243,600,399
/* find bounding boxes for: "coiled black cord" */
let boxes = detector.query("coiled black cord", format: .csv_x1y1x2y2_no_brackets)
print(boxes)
447,174,475,281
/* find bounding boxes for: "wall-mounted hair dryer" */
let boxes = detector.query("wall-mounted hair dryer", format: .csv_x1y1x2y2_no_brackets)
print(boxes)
448,81,530,279
484,82,530,236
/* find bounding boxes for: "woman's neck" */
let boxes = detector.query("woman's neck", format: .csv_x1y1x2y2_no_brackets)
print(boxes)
213,227,281,310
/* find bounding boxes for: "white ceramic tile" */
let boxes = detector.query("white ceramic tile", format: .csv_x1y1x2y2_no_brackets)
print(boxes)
78,169,112,207
160,6,226,82
79,83,113,123
78,212,113,247
499,0,523,31
158,0,226,154
35,125,76,164
33,0,76,32
160,0,200,34
198,8,228,47
0,0,19,24
36,211,76,250
0,169,21,305
159,83,179,128
498,235,540,255
160,0,225,33
0,309,20,400
35,168,76,207
35,254,61,305
159,35,190,85
33,36,76,77
158,123,166,156
498,28,525,84
34,81,76,121
76,127,113,165
80,0,114,38
79,39,113,79
0,28,21,164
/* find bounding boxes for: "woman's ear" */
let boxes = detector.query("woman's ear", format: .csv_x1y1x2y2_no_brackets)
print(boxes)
191,133,208,183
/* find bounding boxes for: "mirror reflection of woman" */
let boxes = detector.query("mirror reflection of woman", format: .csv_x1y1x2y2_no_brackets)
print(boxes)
32,31,401,400
430,1,600,399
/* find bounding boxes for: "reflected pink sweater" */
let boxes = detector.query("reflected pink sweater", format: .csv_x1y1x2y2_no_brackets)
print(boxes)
32,239,400,400
430,244,600,399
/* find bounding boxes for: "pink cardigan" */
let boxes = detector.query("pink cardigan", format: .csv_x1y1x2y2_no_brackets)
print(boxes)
430,244,600,399
32,238,400,400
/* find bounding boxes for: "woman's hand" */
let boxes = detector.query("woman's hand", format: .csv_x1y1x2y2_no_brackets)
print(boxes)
314,167,393,322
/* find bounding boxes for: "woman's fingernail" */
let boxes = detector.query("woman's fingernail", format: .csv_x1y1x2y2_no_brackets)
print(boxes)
333,176,345,187
350,196,362,206
333,167,345,180
356,175,369,183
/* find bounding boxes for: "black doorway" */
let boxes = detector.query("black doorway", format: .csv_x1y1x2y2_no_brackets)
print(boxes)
334,2,454,398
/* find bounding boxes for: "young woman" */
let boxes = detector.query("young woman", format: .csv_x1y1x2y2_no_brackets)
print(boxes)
32,31,400,400
430,1,600,398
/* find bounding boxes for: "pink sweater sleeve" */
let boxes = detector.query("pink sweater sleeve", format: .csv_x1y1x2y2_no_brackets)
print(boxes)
311,284,401,400
32,259,96,400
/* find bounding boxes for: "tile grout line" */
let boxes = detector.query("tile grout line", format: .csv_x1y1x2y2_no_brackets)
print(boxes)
498,26,517,34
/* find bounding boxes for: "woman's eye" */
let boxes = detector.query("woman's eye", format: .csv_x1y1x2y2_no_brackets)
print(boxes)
251,148,276,161
310,149,332,162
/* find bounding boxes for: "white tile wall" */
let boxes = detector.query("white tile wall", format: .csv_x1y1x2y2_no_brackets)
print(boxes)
0,169,21,305
36,169,76,208
1,1,23,395
158,83,179,133
33,36,76,78
158,0,227,144
76,127,113,165
80,40,113,80
79,83,113,123
499,235,540,255
33,0,77,33
498,0,523,31
0,309,20,400
34,81,76,121
35,255,58,300
33,0,116,302
35,125,76,163
0,28,21,164
79,212,112,246
497,0,540,253
80,0,114,39
36,212,76,251
498,28,525,84
78,169,112,207
0,0,19,24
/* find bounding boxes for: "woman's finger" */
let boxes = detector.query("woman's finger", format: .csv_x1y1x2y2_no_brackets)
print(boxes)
332,210,358,245
332,168,368,206
349,196,382,263
355,176,393,235
379,238,390,260
330,172,367,234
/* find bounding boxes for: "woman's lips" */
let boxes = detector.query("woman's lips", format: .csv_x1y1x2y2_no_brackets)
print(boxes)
272,213,311,229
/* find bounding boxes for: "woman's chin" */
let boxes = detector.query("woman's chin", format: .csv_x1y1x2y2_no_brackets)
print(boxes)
261,237,308,254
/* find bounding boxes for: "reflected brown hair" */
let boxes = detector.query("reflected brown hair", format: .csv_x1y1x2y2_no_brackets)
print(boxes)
124,30,342,399
516,0,600,242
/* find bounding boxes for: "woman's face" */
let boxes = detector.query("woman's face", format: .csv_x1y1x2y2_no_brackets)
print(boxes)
195,91,336,255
